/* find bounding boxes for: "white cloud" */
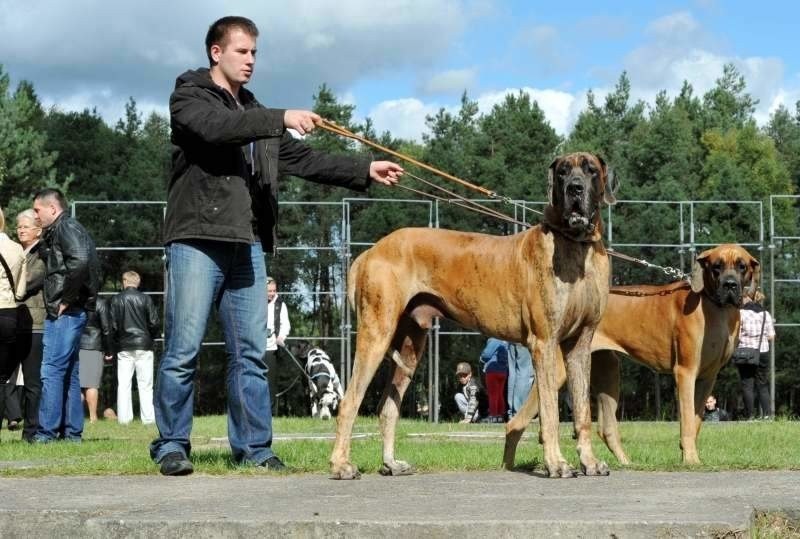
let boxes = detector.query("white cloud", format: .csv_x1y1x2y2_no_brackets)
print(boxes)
621,11,797,127
0,0,468,122
367,87,578,142
367,98,439,141
419,68,477,96
476,88,577,135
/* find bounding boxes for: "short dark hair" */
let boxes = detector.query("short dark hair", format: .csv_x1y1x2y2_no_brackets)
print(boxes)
33,188,68,210
205,16,259,65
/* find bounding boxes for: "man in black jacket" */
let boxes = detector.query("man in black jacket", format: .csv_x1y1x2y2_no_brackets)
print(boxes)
110,271,160,426
150,15,403,476
32,188,101,443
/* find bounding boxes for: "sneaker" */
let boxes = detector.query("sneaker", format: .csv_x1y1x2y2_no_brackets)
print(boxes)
159,452,194,476
256,455,287,471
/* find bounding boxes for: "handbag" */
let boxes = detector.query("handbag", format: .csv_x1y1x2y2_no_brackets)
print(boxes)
731,312,766,366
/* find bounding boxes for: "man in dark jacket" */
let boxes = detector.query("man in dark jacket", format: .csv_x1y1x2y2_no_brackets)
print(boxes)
150,15,403,476
32,188,101,443
110,271,160,426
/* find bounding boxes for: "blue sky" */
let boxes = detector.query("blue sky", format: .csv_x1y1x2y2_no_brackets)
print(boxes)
2,0,798,140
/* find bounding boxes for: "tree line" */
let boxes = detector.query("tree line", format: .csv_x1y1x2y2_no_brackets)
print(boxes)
1,62,799,419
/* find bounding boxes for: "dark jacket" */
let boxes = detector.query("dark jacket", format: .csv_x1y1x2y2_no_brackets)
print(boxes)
164,68,373,252
40,212,101,317
110,286,160,352
80,297,112,353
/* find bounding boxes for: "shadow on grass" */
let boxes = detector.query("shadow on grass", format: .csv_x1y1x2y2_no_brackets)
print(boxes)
190,449,240,470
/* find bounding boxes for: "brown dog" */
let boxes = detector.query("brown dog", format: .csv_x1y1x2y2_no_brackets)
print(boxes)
503,244,759,467
330,152,618,479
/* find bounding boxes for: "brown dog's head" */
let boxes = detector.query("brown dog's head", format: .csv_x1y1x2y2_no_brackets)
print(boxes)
689,244,760,307
545,152,618,241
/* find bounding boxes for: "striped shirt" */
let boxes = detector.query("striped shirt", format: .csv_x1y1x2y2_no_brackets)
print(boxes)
738,309,775,352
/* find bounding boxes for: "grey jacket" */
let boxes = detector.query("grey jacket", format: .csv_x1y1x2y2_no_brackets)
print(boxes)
19,241,46,332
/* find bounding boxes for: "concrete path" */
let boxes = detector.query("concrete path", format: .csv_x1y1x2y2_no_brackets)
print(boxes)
1,470,798,538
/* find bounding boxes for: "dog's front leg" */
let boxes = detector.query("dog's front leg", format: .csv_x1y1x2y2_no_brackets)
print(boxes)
535,339,574,478
674,363,701,464
563,330,609,476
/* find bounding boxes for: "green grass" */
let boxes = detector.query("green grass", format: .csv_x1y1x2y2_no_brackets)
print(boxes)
1,416,798,477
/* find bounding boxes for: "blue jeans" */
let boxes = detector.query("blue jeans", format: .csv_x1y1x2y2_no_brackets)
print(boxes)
150,240,273,465
507,344,534,418
35,311,87,441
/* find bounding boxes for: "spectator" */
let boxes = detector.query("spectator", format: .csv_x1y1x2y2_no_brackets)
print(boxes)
732,291,775,420
479,337,509,422
507,343,534,420
265,276,290,409
454,362,487,423
78,296,113,423
0,205,26,433
149,16,403,476
32,188,101,443
110,271,159,425
2,365,23,431
14,209,46,442
703,394,730,422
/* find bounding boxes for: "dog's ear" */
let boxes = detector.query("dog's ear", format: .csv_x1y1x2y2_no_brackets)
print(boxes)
744,253,761,298
547,156,560,206
690,249,712,293
602,163,619,206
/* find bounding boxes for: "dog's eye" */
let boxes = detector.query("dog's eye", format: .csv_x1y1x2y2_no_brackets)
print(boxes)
712,262,723,275
737,261,747,273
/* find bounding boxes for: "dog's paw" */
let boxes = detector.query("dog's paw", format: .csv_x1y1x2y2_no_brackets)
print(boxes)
330,463,361,480
547,461,576,478
379,460,414,476
581,459,610,476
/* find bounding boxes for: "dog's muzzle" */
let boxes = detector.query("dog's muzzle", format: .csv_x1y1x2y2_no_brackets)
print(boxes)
563,178,595,233
716,275,742,306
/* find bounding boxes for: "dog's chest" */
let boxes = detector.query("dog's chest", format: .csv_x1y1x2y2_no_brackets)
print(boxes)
550,253,609,329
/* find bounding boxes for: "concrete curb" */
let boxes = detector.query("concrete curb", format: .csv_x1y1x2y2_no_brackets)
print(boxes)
1,471,798,538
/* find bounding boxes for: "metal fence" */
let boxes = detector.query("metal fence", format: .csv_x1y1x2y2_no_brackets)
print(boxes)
73,196,790,420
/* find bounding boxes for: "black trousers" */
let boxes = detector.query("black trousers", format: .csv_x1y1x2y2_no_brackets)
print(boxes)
736,351,771,419
0,307,19,428
2,384,22,423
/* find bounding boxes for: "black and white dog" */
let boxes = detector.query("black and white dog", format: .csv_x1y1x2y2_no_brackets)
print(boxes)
305,348,344,419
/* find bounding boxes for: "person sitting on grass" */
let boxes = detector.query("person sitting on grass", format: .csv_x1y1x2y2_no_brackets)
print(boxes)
703,394,730,422
454,362,488,424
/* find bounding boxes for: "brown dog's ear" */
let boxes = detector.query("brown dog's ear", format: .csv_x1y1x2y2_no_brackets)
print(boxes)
690,249,712,293
744,254,761,298
593,155,618,205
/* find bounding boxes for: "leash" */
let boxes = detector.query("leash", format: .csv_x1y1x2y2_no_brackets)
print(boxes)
318,119,537,228
606,248,690,281
271,344,312,399
318,118,689,281
609,281,692,297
